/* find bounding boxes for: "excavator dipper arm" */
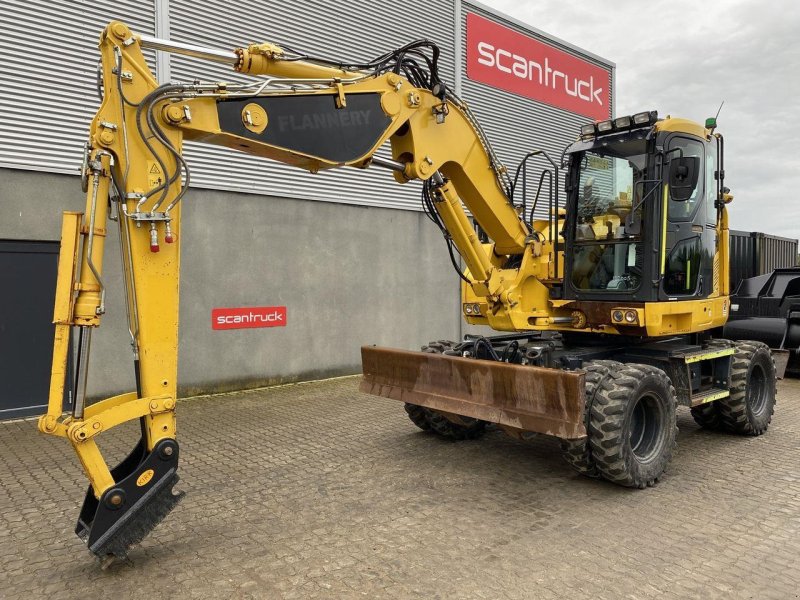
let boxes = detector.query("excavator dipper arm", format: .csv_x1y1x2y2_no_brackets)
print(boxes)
38,21,577,565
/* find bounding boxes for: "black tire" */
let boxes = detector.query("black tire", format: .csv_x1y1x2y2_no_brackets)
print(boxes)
404,403,432,431
689,339,732,430
690,401,722,430
403,341,459,433
421,340,457,354
560,360,621,478
427,410,487,441
589,363,678,488
409,340,487,441
717,341,776,435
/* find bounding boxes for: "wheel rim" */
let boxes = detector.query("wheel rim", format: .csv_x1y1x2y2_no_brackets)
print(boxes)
629,394,663,462
747,363,768,415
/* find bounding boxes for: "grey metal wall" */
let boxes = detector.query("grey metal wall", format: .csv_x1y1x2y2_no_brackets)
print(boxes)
0,0,155,173
0,168,461,399
0,0,614,401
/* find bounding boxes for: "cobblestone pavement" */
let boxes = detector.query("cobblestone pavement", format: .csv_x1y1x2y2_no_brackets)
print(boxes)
2,376,799,600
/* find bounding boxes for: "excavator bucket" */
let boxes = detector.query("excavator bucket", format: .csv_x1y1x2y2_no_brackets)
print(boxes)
75,435,184,567
360,346,586,439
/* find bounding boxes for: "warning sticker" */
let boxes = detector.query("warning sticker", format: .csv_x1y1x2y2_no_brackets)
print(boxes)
147,160,163,189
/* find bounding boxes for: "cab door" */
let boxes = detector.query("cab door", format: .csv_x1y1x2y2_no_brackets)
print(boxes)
660,135,716,300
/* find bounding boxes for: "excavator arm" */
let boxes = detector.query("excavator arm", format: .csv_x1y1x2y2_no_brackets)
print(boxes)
39,21,560,565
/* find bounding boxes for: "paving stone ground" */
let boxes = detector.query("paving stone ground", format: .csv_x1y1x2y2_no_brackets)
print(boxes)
1,376,799,599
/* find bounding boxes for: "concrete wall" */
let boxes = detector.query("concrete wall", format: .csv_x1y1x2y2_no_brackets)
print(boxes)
0,168,462,399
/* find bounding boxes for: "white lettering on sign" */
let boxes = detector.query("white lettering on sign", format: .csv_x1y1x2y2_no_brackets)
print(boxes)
467,13,610,121
211,306,287,330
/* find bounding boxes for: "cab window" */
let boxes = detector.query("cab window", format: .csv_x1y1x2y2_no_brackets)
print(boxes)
667,138,704,221
664,236,702,295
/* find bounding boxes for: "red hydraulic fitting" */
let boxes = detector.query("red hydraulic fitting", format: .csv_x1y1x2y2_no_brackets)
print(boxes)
149,224,160,253
164,222,175,244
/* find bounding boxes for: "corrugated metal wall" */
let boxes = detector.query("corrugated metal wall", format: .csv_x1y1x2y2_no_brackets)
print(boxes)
0,0,155,173
168,0,453,211
730,230,798,289
755,233,798,274
459,1,614,220
1,0,613,216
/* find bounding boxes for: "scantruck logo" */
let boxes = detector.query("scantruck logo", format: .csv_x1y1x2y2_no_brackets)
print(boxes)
212,306,287,330
466,13,610,121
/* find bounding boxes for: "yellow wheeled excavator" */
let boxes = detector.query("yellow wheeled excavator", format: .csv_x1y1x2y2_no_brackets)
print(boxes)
39,21,776,565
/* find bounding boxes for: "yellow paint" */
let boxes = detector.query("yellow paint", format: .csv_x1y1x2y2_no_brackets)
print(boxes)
694,389,730,404
655,117,709,139
684,348,735,363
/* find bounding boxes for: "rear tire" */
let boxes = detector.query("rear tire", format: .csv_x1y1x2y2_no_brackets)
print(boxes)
589,363,678,488
717,341,776,435
560,360,620,478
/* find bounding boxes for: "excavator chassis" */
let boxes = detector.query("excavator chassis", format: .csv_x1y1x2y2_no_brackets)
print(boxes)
361,345,587,439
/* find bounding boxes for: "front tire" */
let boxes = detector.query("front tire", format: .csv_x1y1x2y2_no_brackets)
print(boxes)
589,363,678,488
404,340,489,439
404,403,433,431
560,360,620,478
717,341,776,435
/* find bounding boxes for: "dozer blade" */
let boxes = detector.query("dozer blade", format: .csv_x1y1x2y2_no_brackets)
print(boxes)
76,437,184,566
361,346,586,439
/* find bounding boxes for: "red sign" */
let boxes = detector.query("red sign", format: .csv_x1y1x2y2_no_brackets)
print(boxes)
466,13,610,121
212,306,287,330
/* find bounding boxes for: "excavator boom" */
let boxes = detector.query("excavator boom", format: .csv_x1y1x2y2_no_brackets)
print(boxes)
38,21,578,564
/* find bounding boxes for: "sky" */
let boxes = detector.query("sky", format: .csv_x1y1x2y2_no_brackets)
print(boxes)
484,0,800,241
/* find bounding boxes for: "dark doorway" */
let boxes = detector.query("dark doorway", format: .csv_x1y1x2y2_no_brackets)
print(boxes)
0,240,71,419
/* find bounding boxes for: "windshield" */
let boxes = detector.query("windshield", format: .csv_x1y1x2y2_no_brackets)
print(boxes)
571,139,648,292
575,139,647,242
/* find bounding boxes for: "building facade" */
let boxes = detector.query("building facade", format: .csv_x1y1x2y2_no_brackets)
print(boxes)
0,0,614,417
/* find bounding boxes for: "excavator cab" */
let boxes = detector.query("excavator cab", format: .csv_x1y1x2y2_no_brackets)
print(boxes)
562,111,723,307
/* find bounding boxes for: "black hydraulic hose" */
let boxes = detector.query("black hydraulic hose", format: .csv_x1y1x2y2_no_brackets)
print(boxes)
473,337,501,362
135,84,185,204
447,240,472,285
501,340,520,363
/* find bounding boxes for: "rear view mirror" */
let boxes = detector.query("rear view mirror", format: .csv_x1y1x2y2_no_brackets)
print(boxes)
668,156,700,201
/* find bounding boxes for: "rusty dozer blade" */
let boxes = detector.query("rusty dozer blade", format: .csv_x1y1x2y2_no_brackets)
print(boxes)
361,346,586,439
76,436,184,566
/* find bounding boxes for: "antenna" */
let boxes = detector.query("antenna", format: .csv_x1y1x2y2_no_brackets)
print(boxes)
705,101,724,131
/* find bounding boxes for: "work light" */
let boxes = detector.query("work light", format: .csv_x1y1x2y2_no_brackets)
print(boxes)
613,116,632,129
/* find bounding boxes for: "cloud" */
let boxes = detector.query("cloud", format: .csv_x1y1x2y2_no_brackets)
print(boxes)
483,0,800,240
